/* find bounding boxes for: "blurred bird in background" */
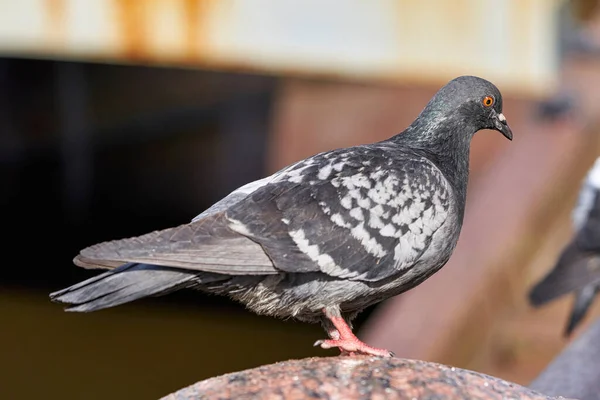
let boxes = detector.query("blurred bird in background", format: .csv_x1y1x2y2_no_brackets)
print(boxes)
529,157,600,336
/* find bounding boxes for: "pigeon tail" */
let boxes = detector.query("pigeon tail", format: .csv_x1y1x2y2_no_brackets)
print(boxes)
49,263,221,312
564,284,598,337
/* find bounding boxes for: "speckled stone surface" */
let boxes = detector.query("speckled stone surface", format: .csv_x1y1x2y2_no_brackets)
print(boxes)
160,356,569,400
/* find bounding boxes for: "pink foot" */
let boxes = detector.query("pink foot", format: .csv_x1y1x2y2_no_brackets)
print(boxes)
317,310,395,357
314,337,394,357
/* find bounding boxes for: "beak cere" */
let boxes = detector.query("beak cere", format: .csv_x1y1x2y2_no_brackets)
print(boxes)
495,112,512,141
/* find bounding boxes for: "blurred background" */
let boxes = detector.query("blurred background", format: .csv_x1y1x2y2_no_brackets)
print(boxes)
2,0,600,398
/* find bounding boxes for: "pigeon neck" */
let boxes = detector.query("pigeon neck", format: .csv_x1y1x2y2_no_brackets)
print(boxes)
395,116,475,205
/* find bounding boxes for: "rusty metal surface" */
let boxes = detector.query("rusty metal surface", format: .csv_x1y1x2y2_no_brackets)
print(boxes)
0,0,562,96
160,356,566,400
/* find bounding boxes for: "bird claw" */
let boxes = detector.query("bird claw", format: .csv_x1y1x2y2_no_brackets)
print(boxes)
314,338,394,357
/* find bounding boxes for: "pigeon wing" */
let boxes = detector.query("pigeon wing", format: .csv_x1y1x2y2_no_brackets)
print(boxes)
72,212,278,275
226,146,453,282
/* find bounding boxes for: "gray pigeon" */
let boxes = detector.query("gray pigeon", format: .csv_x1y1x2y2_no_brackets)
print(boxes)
529,157,600,336
50,76,512,357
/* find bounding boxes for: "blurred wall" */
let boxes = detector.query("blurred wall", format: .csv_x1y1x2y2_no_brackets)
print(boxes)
0,0,563,95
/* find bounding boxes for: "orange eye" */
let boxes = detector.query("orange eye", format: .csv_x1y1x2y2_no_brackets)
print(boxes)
482,96,494,107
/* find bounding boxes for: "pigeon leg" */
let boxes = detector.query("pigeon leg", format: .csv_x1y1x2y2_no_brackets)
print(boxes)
315,308,394,357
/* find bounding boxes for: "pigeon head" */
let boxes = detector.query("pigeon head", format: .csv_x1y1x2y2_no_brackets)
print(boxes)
429,75,511,140
403,75,512,146
391,75,512,203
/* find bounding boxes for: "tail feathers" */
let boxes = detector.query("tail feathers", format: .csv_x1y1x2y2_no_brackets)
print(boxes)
564,284,599,337
50,263,217,312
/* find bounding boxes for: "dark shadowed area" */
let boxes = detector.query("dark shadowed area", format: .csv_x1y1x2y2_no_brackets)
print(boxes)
0,59,329,399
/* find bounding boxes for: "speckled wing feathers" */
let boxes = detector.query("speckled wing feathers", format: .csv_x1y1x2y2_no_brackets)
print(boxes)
227,147,452,282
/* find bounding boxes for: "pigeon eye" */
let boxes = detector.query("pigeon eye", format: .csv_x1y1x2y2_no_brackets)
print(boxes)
482,96,494,107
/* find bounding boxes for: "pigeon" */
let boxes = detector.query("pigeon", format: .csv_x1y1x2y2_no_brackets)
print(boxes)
529,157,600,336
534,92,576,123
50,75,512,357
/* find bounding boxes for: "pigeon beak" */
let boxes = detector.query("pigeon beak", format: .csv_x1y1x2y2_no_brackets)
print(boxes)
494,113,512,141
